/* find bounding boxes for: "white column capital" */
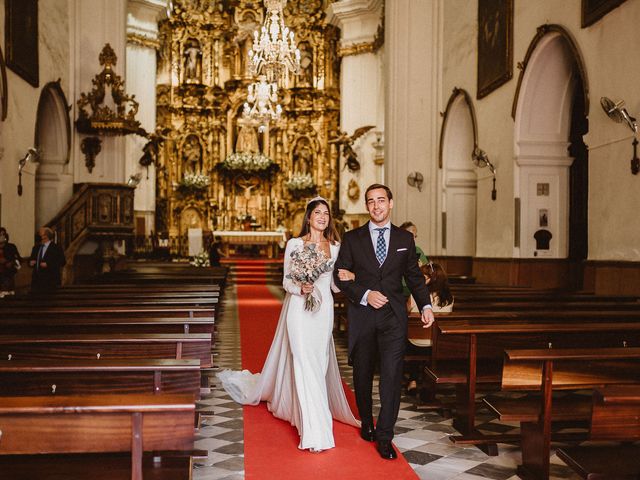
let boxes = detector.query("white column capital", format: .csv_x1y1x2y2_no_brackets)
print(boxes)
326,0,383,47
127,0,168,45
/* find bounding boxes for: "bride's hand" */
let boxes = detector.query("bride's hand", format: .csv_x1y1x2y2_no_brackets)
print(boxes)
337,269,355,281
301,283,314,294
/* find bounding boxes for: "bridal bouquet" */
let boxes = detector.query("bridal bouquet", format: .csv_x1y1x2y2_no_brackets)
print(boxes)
286,243,334,312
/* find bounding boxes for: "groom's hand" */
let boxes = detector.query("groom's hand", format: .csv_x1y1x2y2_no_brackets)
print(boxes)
367,291,388,309
421,308,435,328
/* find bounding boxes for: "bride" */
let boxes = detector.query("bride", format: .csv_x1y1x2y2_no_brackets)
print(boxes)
217,197,359,452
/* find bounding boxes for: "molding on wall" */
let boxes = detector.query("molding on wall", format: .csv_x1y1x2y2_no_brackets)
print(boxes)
126,33,160,50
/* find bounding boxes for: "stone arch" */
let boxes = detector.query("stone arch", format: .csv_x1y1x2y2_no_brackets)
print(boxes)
34,80,72,228
513,25,589,259
439,88,477,256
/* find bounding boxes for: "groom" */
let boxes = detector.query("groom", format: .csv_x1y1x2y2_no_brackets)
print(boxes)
334,183,434,459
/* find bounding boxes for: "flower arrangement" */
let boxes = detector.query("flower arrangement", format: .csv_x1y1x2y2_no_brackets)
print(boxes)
190,250,210,267
285,172,316,198
286,243,334,312
216,152,279,178
177,172,210,196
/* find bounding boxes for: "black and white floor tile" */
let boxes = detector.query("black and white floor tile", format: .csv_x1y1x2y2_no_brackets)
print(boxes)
193,278,581,480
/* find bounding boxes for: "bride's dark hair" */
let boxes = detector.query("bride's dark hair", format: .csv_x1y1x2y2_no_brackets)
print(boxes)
297,198,340,244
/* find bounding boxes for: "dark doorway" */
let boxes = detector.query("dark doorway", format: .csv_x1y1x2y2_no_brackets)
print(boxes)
568,78,588,289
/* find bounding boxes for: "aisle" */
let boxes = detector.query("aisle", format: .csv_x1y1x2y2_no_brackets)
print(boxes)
236,271,419,479
195,260,579,480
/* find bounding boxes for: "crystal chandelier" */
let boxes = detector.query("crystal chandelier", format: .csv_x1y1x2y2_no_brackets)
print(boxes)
243,75,283,132
249,0,301,84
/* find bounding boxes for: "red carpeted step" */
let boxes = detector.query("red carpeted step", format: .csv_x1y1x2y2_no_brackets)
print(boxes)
236,278,418,479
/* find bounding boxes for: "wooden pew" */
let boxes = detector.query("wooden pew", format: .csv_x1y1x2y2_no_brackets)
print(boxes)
557,385,640,480
423,319,640,454
0,454,192,480
0,359,202,398
484,347,640,480
2,296,219,308
0,333,213,368
0,394,196,480
0,316,215,335
3,305,215,318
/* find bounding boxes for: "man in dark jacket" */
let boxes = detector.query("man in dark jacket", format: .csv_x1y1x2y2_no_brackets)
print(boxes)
0,227,21,295
29,227,66,293
334,184,434,460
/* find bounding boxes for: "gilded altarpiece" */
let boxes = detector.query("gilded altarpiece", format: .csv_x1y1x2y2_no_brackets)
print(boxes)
155,0,341,243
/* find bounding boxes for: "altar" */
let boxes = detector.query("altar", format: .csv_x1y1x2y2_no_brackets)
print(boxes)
213,231,287,258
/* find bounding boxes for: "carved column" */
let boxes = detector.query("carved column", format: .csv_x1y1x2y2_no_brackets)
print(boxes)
327,0,384,217
126,0,168,235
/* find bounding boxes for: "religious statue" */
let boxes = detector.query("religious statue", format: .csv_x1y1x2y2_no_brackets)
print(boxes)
235,118,259,153
236,176,260,199
183,135,203,173
293,137,313,174
296,42,313,87
183,39,202,83
329,125,375,172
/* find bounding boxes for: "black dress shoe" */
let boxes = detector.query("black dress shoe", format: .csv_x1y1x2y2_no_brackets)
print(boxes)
376,440,397,460
360,424,376,442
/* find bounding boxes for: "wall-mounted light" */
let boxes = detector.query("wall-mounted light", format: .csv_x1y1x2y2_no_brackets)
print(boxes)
407,171,424,192
600,97,638,175
471,146,497,200
127,173,142,188
17,148,40,196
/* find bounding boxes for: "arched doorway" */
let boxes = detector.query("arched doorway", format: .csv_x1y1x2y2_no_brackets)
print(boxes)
513,26,588,263
439,88,477,256
34,80,72,228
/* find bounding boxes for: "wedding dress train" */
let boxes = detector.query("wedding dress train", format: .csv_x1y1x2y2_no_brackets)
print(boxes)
217,238,359,451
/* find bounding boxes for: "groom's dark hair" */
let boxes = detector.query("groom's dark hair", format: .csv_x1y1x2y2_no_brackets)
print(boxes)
365,184,393,202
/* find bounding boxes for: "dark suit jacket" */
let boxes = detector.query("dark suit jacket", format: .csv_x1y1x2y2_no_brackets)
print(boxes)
30,241,66,290
334,222,430,356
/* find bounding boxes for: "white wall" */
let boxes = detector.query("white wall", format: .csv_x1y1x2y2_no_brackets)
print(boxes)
385,0,441,254
436,0,640,261
0,0,71,253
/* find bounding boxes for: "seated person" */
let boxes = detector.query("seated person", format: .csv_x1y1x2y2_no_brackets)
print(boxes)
336,262,454,395
405,262,453,395
407,262,454,313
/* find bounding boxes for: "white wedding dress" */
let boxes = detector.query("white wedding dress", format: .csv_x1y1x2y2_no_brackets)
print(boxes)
217,237,359,451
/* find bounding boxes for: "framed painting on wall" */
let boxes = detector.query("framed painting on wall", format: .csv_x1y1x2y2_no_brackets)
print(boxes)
477,0,513,99
4,0,39,88
0,46,7,120
581,0,627,27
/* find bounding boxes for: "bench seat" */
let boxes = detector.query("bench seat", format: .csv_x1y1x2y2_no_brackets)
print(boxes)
0,453,192,480
483,394,592,422
424,359,502,384
556,445,640,480
0,359,202,397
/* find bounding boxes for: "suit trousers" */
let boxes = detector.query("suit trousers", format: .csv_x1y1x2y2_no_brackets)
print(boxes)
351,304,407,442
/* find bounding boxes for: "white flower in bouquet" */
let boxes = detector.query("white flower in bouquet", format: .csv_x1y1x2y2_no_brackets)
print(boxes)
286,243,334,312
220,152,276,173
180,172,210,190
190,250,210,267
284,172,315,192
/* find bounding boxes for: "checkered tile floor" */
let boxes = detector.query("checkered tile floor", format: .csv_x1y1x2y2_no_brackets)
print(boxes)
193,280,581,480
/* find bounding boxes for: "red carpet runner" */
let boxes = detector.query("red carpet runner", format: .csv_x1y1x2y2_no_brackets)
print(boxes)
236,264,418,479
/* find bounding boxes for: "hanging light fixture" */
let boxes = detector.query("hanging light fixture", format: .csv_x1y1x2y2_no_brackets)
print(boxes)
243,75,283,132
249,0,301,84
